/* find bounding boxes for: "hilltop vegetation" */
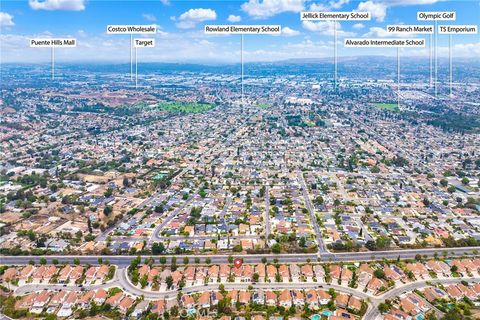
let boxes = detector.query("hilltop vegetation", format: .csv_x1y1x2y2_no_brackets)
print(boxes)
371,103,399,112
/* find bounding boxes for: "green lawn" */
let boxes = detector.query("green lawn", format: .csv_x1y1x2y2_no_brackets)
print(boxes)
257,103,271,109
371,103,399,112
158,102,214,114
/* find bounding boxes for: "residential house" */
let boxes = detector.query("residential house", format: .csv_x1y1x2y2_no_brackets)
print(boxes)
406,263,429,279
131,300,149,318
208,265,219,282
239,291,251,305
425,260,450,276
181,295,195,309
446,284,463,300
278,289,292,307
305,289,319,309
58,265,73,283
227,290,238,306
313,265,325,281
357,264,374,287
335,294,349,308
266,264,277,282
219,264,230,282
2,268,17,282
118,296,135,313
292,290,305,307
243,264,253,282
318,290,331,305
301,264,314,281
384,265,404,282
151,300,166,315
198,292,211,309
330,265,341,281
57,291,77,317
348,296,362,312
77,291,94,309
422,287,447,303
94,289,108,305
256,264,266,281
211,291,223,305
278,265,289,282
265,291,277,306
341,266,353,283
289,264,301,282
105,292,124,307
252,290,265,304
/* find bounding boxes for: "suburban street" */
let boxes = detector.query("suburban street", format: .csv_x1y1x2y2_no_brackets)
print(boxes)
297,170,331,255
264,185,271,239
150,196,195,241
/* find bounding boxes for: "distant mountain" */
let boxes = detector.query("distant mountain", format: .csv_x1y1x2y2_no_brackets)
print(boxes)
279,55,478,64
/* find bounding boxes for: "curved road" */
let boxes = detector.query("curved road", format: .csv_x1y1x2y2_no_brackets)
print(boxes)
11,266,373,302
10,265,480,320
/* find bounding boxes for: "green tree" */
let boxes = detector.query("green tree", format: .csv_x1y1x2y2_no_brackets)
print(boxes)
447,186,457,193
104,188,113,197
378,302,391,314
139,274,148,288
376,236,391,249
314,196,324,205
272,243,282,254
152,242,165,255
374,269,386,279
166,275,173,289
103,206,113,216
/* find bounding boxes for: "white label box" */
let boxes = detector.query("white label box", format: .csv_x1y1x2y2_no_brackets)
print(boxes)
204,25,281,34
438,25,477,34
387,25,434,34
30,38,76,47
417,12,456,21
301,11,371,21
344,38,425,47
134,38,155,47
107,25,157,34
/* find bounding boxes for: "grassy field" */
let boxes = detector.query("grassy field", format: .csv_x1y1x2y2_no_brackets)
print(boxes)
257,103,271,109
158,102,214,114
371,103,399,112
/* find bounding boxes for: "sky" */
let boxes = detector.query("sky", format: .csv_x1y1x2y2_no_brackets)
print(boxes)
0,0,479,63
